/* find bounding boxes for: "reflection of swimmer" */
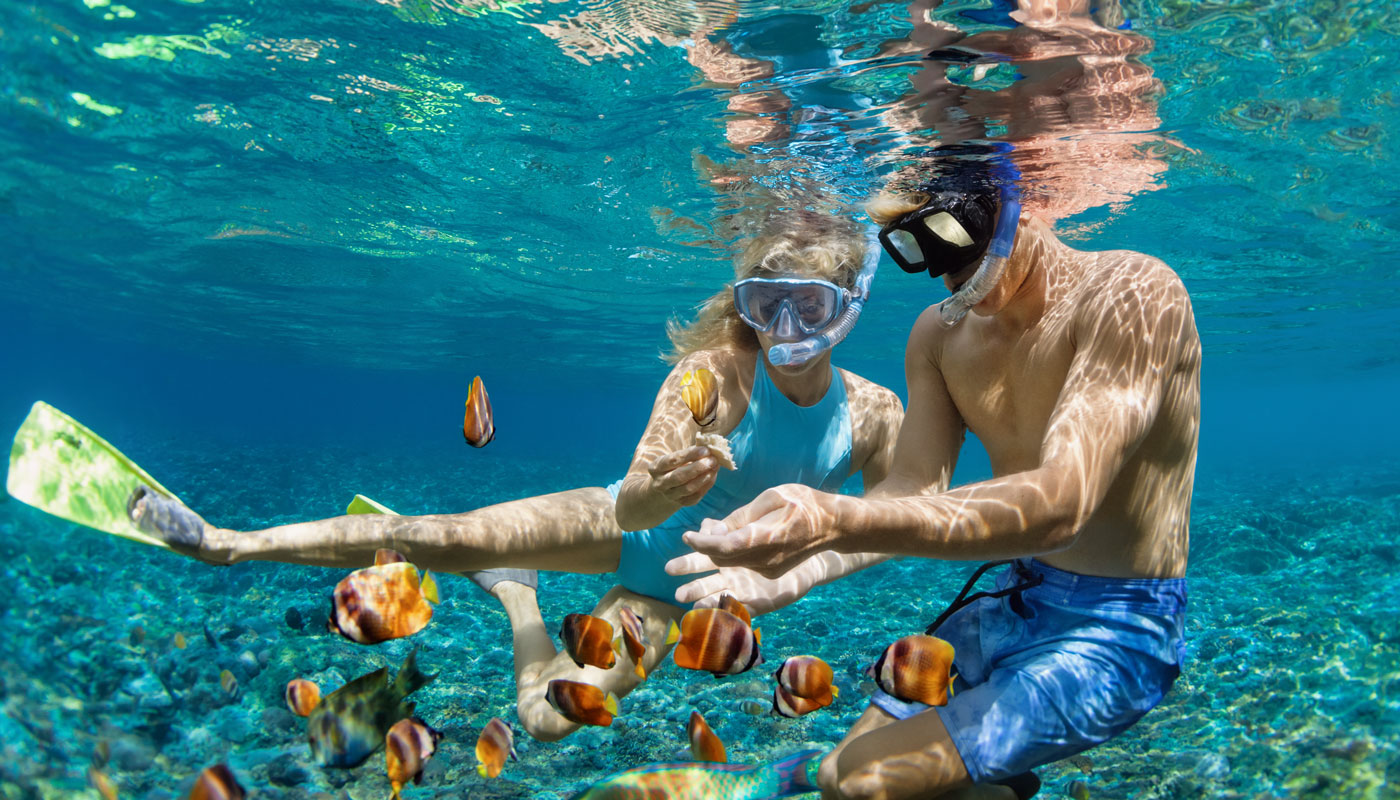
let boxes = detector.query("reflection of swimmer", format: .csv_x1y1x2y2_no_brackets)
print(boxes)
670,151,1200,799
118,211,904,745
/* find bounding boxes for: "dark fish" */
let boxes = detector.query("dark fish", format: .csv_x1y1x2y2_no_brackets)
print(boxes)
386,717,443,800
687,710,726,763
187,764,244,800
615,605,650,678
284,607,305,631
463,375,495,447
871,634,956,707
328,562,439,645
307,649,435,768
561,613,619,670
668,605,761,677
129,626,145,647
545,679,619,727
475,717,518,779
774,655,837,707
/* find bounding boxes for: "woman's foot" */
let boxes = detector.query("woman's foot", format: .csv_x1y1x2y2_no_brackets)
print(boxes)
126,485,207,554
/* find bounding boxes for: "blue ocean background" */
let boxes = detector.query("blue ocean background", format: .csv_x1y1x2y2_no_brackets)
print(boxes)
3,0,1399,797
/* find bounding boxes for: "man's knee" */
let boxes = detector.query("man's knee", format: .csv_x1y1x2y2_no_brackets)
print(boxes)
515,693,578,743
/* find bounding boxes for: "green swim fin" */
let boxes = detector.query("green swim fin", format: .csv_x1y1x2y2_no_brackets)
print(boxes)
346,493,398,516
6,401,178,548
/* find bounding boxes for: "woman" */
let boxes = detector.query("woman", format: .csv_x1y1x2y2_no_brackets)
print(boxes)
128,210,904,742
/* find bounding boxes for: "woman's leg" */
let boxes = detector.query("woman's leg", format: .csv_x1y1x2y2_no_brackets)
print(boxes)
157,487,621,573
506,585,684,743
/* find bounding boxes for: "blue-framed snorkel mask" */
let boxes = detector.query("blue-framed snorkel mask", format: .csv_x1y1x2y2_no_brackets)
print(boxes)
736,227,883,367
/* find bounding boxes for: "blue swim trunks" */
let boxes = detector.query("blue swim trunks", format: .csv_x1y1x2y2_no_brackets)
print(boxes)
870,558,1187,783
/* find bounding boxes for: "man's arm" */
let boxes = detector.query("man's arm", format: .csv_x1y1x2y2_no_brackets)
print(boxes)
832,265,1195,559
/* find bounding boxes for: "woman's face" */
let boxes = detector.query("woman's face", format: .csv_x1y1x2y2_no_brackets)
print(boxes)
744,268,844,378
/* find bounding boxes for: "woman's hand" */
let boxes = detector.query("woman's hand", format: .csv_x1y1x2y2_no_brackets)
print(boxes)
670,560,819,617
672,484,840,579
646,445,720,508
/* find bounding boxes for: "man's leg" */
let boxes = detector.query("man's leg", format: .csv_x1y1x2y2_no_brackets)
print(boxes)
134,486,621,572
506,585,684,742
819,705,1016,800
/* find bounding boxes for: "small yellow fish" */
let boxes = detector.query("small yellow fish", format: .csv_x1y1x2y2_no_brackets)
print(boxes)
219,669,238,697
561,613,620,670
668,601,761,677
871,634,955,707
174,632,187,650
285,678,321,716
187,764,245,800
614,605,651,678
475,717,518,779
545,679,619,727
88,766,118,800
385,717,443,800
687,710,726,763
1068,779,1091,800
328,561,438,645
680,368,719,427
463,375,496,447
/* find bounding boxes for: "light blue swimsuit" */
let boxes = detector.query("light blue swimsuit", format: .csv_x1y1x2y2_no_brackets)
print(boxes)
608,358,852,606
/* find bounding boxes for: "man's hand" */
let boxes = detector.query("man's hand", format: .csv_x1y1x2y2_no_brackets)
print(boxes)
668,558,816,617
674,483,839,578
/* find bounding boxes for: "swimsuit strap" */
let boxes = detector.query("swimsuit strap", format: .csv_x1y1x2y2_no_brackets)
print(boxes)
925,559,1045,635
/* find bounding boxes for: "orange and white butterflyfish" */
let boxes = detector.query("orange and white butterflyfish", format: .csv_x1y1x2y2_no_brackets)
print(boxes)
560,613,620,670
463,375,495,447
327,561,440,645
717,594,752,627
545,679,620,727
667,605,761,677
614,605,651,678
385,717,443,800
772,683,827,718
284,678,322,716
687,710,727,763
680,367,720,427
187,764,244,800
871,634,956,706
475,717,518,779
774,655,837,707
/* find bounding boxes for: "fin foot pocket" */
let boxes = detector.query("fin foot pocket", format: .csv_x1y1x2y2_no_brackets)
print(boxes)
126,485,206,552
465,568,538,593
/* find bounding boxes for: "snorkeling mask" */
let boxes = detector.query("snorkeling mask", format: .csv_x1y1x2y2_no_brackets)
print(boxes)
734,277,850,338
877,149,1022,326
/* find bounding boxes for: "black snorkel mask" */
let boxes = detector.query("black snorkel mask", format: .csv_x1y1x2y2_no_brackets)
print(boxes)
877,191,999,279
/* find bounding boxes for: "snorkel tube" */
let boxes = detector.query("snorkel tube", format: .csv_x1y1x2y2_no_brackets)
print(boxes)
937,153,1022,327
767,226,882,367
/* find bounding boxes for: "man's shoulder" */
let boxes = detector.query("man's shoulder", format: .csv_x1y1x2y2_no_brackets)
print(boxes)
1075,250,1192,318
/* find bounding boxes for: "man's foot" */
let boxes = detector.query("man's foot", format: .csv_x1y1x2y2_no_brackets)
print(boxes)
126,485,206,552
465,568,538,595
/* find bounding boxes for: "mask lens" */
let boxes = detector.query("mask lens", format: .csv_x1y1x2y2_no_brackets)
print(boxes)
735,279,843,333
921,211,974,247
886,228,923,265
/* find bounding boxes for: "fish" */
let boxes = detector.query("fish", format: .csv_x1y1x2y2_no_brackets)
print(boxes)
475,717,518,779
687,710,726,763
870,634,956,707
187,764,244,800
285,678,322,716
129,626,145,647
739,700,767,716
718,594,751,627
774,655,837,707
569,748,822,800
87,766,118,800
772,684,826,719
614,605,650,678
385,717,443,800
545,679,620,727
375,548,408,565
1067,779,1091,800
219,669,239,698
327,561,439,645
463,374,495,447
307,649,435,768
173,632,187,650
560,613,620,670
667,603,761,677
680,367,720,427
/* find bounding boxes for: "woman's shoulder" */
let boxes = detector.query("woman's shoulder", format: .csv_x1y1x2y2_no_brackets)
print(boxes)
836,367,904,425
673,347,757,386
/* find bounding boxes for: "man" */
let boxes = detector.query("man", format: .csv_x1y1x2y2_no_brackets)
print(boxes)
665,154,1200,800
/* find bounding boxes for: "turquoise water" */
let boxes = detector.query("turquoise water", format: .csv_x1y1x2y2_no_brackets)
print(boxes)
3,0,1399,797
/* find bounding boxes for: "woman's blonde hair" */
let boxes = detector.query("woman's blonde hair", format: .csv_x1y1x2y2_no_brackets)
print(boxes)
665,210,867,363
